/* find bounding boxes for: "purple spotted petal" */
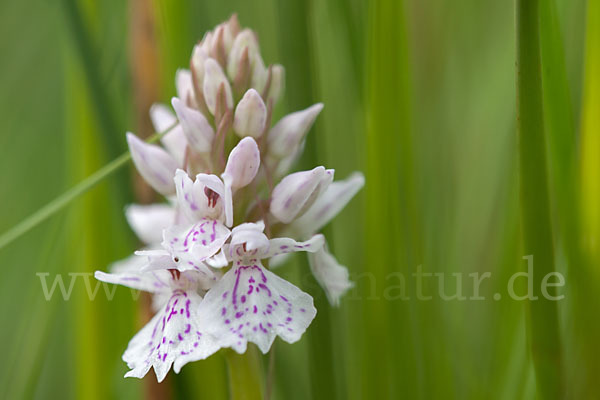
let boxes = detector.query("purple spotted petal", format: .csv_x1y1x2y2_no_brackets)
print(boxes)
162,218,230,274
123,290,220,382
196,260,317,354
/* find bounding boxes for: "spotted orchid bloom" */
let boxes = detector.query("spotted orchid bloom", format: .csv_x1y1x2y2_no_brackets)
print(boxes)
94,268,219,382
196,222,322,353
270,172,365,305
97,15,364,382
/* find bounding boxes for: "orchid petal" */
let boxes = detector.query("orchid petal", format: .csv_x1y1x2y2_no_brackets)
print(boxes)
149,104,187,166
227,29,260,80
176,69,196,106
94,269,171,293
291,172,365,237
233,89,267,138
162,218,230,273
172,97,214,153
127,133,178,195
203,58,233,115
125,204,175,245
261,234,324,259
267,103,323,158
196,260,316,354
122,290,220,382
308,246,354,306
270,166,326,224
224,137,261,189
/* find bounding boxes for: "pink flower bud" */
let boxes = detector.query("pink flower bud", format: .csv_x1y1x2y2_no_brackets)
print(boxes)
171,97,214,153
233,89,267,138
203,58,233,115
126,132,178,195
267,103,324,158
270,166,326,223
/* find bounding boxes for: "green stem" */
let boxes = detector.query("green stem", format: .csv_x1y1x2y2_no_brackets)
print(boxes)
225,347,264,400
515,1,564,398
0,129,171,251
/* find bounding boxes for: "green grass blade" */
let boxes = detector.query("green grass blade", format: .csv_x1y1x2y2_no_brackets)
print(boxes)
0,128,170,252
515,1,565,398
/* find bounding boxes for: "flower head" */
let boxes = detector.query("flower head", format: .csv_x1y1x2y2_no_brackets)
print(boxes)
96,15,364,381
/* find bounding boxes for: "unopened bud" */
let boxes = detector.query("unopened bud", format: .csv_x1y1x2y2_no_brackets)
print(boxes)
223,137,261,189
126,132,178,195
270,166,326,223
203,58,233,115
171,97,214,153
233,89,267,138
267,103,324,158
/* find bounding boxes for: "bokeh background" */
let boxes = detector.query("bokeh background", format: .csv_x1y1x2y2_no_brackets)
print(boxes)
0,0,598,399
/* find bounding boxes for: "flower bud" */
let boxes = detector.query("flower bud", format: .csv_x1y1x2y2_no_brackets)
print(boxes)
223,137,261,189
270,166,326,224
203,58,233,115
233,89,267,138
126,132,178,195
265,64,285,105
150,103,187,165
176,69,196,107
267,103,324,158
191,45,208,88
227,29,260,81
171,97,214,153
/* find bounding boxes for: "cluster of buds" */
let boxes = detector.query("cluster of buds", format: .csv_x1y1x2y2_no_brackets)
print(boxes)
96,15,364,382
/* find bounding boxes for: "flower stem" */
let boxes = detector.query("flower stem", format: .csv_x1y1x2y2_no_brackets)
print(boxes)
515,0,565,398
0,128,172,252
225,347,264,400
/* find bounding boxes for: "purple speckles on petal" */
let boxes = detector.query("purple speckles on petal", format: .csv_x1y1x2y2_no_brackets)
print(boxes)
253,305,258,314
280,295,288,302
300,308,306,313
235,311,244,319
221,307,227,316
241,295,247,303
162,353,167,361
225,319,230,324
185,324,191,334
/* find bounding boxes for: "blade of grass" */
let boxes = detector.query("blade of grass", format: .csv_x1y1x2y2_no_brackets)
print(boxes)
364,0,426,398
515,1,565,398
0,126,173,252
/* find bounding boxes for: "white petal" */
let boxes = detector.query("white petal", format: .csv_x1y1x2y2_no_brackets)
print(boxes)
176,69,196,105
196,261,316,354
223,137,260,189
123,290,220,382
233,89,267,138
291,172,365,237
162,218,230,274
150,103,187,163
127,133,178,195
250,54,268,93
308,246,354,306
267,103,323,158
94,269,172,293
270,167,326,224
125,203,175,245
172,97,214,153
261,234,324,259
174,170,226,223
203,58,233,115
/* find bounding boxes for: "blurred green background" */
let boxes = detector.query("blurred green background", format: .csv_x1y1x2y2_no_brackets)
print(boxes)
0,0,598,399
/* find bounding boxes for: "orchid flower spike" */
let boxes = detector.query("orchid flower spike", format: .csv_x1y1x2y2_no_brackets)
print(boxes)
98,15,364,382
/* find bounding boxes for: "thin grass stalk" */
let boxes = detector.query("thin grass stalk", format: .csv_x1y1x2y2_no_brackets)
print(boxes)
515,1,564,398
